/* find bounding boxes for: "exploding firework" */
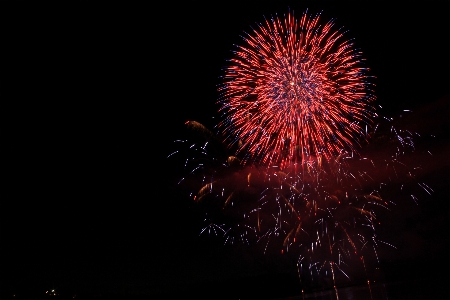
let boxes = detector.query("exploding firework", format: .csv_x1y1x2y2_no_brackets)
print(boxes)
168,9,434,290
218,10,376,169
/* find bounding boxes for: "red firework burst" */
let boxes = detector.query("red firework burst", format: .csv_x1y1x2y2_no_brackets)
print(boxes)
218,10,376,169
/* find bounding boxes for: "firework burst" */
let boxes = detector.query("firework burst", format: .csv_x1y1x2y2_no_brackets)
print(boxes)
218,9,376,169
168,9,434,290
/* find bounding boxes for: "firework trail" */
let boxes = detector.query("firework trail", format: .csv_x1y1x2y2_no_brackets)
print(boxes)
168,10,434,289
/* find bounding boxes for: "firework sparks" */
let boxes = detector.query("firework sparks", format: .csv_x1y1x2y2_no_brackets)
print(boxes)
168,116,432,287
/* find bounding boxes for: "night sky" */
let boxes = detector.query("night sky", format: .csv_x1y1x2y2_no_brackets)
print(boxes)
4,2,450,299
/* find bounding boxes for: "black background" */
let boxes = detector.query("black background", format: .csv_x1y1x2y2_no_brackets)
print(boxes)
3,1,450,299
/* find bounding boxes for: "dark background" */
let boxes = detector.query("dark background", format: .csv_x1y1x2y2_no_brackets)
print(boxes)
3,1,450,299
